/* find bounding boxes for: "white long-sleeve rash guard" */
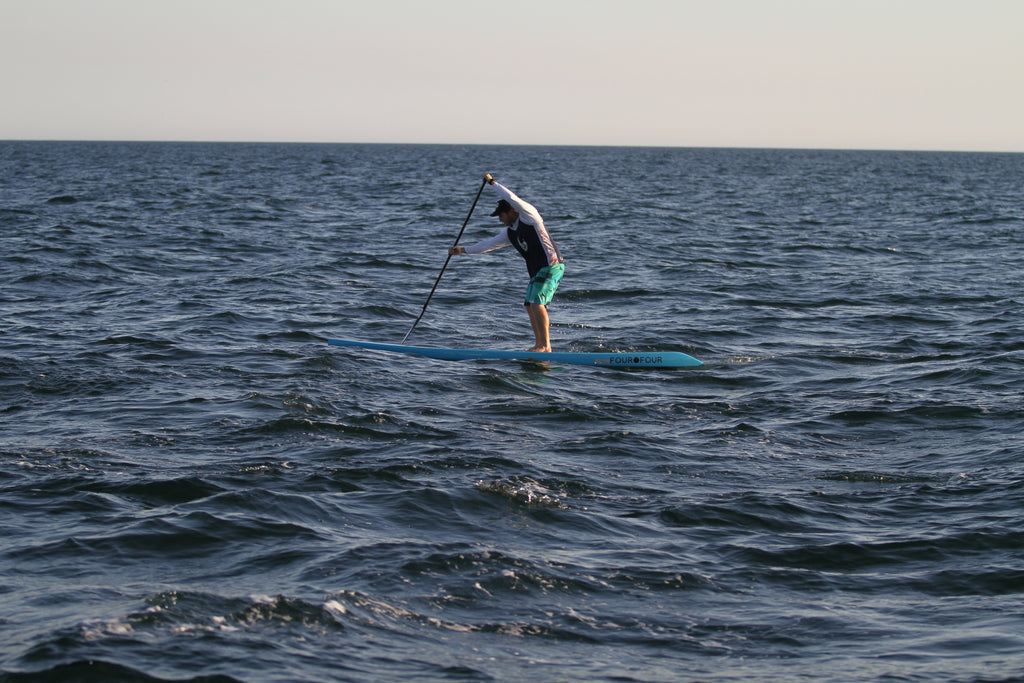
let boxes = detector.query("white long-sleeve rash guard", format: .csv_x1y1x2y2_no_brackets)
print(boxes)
463,181,563,278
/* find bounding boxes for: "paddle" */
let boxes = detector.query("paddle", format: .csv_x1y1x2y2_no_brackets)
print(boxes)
401,177,489,344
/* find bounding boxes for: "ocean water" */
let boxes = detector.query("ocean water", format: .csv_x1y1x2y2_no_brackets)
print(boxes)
1,141,1023,682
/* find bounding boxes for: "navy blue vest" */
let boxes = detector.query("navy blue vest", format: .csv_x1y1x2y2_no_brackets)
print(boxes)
507,219,562,278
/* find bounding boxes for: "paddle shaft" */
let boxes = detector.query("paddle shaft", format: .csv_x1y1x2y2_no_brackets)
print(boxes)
401,178,489,344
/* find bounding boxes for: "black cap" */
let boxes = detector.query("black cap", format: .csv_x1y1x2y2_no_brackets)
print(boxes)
490,199,513,217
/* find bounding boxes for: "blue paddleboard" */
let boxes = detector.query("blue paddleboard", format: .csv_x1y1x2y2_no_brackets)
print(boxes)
328,339,702,368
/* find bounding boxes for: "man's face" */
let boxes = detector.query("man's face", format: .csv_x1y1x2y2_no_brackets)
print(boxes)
498,210,516,226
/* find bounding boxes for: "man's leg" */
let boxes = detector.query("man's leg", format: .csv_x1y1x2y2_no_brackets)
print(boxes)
526,303,550,352
523,264,563,352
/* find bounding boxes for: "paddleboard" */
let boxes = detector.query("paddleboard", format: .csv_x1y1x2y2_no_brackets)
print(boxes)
327,339,702,368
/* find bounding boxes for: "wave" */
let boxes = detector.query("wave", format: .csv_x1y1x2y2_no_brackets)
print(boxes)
0,660,242,682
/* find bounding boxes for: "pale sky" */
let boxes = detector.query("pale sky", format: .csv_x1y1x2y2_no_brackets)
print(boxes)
2,0,1022,151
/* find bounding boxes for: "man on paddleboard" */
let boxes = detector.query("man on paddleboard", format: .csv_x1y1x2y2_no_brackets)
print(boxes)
449,174,564,352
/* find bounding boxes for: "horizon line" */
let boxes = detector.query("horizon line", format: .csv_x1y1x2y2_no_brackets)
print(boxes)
2,138,1022,155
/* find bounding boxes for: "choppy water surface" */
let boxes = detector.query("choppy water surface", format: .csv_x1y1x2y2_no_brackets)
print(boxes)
1,142,1023,682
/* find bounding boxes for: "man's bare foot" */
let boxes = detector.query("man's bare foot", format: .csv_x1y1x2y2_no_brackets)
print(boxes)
527,345,552,353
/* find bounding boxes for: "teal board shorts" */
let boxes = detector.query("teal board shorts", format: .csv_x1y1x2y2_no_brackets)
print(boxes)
524,263,565,306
